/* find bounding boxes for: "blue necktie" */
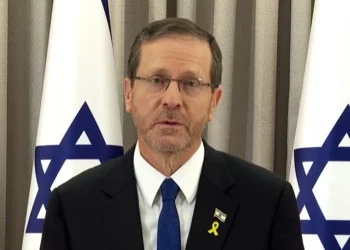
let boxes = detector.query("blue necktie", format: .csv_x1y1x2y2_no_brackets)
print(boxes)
157,178,181,250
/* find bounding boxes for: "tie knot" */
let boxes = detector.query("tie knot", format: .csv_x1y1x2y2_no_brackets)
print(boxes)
161,178,179,201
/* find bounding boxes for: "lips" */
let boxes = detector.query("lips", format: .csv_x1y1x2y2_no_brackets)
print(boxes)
158,120,182,126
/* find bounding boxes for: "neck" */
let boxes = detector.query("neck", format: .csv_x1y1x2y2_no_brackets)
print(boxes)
138,138,202,177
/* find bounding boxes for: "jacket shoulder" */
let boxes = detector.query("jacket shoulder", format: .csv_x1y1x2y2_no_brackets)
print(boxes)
54,156,125,195
216,149,287,190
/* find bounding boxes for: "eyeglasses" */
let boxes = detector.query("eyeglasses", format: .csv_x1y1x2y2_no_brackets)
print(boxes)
133,76,215,97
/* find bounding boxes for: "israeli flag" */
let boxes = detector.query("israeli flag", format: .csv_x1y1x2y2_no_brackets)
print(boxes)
21,0,123,249
288,1,350,250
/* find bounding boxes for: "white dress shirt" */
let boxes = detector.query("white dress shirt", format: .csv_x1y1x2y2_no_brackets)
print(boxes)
134,141,205,250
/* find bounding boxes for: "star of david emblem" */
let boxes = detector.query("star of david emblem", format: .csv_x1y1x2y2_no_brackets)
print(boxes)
26,102,123,233
294,104,350,250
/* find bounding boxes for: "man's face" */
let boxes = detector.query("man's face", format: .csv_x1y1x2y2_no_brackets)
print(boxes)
124,34,222,153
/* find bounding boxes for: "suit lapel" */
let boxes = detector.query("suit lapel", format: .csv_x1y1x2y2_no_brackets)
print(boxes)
99,145,144,250
186,142,238,250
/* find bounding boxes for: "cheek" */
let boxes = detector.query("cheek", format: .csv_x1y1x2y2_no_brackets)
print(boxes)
133,93,159,116
184,100,210,121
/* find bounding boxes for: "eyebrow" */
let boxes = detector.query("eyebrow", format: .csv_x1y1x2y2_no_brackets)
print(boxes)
145,67,203,79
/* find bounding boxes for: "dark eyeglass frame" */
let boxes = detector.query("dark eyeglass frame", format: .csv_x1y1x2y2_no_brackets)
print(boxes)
133,76,217,91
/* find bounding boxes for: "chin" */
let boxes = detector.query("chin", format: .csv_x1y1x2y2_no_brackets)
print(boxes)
145,134,190,153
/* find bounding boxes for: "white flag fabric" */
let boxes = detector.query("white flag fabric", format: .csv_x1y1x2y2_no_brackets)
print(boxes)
22,0,123,249
288,1,350,250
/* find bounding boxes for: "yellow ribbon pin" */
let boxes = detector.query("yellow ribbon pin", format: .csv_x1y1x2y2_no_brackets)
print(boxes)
208,221,219,236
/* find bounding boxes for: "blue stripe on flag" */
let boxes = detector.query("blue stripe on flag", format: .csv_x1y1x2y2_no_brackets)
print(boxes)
101,0,112,35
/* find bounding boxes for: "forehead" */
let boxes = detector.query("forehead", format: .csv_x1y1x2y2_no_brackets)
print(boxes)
137,34,212,77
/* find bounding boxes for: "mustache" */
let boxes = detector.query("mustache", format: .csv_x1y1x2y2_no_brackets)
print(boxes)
153,110,188,125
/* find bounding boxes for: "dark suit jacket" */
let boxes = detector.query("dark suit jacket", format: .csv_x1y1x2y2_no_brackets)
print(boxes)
40,141,304,250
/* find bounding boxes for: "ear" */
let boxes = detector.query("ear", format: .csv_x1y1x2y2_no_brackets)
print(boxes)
124,77,133,113
208,87,222,121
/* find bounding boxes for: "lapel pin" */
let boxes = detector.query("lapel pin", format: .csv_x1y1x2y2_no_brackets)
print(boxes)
214,208,227,223
208,221,219,236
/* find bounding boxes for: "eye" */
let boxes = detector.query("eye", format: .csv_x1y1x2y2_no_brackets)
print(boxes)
185,79,200,87
149,76,164,85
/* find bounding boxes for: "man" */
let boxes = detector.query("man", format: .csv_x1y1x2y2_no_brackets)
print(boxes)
40,18,304,250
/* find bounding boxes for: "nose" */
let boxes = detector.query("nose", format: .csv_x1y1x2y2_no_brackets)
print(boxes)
161,80,182,109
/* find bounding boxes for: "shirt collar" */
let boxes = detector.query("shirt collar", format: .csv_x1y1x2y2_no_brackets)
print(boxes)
133,140,205,207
